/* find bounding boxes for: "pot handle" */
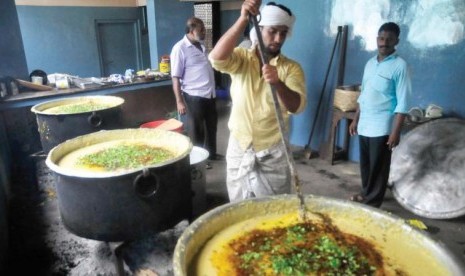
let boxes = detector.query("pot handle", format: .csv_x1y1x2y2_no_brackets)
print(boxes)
88,111,102,127
133,168,160,199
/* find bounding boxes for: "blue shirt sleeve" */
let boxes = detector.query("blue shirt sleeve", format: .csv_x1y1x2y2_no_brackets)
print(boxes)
393,61,411,114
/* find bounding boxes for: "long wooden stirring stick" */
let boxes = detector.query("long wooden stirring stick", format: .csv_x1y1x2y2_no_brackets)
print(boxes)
249,15,308,220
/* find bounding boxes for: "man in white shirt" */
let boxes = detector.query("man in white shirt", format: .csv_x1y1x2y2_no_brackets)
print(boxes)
170,17,221,166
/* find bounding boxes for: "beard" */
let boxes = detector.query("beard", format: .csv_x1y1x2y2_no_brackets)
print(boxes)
194,33,205,43
265,45,281,57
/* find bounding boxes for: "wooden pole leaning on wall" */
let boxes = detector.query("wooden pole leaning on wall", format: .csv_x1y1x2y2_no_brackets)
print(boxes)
304,25,348,159
337,25,349,86
318,25,352,164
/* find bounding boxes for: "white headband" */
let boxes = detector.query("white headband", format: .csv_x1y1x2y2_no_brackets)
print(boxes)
249,4,295,45
258,4,295,36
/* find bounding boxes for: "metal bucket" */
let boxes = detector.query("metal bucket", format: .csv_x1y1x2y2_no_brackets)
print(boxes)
173,195,465,275
31,95,124,153
189,146,209,217
46,128,193,242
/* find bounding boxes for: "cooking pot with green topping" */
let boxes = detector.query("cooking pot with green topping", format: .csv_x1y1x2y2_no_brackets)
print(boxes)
46,128,193,241
173,195,465,276
31,95,125,153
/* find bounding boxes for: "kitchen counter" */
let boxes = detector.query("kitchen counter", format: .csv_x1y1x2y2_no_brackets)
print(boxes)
0,78,172,111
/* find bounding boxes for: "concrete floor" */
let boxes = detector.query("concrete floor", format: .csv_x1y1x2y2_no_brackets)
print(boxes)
6,99,465,275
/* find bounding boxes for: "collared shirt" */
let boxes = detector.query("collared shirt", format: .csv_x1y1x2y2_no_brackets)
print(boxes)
209,47,307,151
357,52,411,137
170,35,215,98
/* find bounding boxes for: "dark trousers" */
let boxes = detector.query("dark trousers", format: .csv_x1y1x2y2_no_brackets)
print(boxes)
182,92,218,156
358,135,392,207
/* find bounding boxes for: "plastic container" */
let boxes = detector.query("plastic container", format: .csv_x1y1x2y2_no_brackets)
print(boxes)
159,55,171,74
31,76,43,85
189,146,209,217
140,119,183,133
216,89,229,100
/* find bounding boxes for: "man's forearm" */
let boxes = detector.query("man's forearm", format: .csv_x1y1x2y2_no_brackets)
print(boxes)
391,113,406,136
353,107,360,123
274,81,301,113
171,77,183,103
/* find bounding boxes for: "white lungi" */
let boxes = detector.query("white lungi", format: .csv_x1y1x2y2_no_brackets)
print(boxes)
226,135,291,202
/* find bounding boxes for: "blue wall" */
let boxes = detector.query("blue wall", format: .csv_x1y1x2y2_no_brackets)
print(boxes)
147,0,194,67
17,1,195,77
0,0,28,79
219,1,465,161
220,10,239,38
155,0,194,62
16,6,150,77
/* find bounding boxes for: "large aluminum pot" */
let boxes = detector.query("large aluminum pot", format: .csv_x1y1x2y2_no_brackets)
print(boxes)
46,128,193,242
173,195,465,276
31,95,125,153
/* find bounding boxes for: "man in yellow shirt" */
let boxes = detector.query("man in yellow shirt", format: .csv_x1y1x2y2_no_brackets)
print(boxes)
209,0,307,202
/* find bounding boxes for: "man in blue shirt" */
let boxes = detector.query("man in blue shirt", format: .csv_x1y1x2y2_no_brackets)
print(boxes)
349,22,411,207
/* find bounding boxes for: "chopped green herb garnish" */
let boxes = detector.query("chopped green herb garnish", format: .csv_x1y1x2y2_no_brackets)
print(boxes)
77,143,174,170
228,221,380,275
46,102,112,114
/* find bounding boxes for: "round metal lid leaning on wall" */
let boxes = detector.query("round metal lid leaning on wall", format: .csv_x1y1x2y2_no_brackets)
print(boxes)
389,118,465,219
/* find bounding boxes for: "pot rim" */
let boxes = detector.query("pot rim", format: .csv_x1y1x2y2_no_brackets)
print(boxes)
31,95,125,115
46,128,193,178
173,194,465,276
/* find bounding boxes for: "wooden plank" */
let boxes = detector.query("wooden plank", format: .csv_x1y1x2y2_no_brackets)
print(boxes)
16,79,53,91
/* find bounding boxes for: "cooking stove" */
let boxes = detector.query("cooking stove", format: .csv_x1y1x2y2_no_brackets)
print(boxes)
7,159,189,275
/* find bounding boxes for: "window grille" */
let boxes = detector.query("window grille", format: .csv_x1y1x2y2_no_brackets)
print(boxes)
194,3,213,51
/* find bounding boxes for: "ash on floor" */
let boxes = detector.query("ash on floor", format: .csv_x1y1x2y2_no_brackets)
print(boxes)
7,160,188,276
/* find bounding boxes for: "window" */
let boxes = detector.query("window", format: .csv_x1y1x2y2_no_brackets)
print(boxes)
194,2,220,52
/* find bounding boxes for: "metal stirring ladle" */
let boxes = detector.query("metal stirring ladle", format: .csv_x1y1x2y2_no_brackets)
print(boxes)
249,14,308,220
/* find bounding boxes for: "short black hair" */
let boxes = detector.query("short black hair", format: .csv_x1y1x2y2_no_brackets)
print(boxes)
267,2,292,16
378,22,400,38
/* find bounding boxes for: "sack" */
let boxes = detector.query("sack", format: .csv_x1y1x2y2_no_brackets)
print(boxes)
333,85,360,112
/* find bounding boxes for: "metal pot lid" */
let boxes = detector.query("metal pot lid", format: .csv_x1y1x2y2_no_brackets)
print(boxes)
389,118,465,219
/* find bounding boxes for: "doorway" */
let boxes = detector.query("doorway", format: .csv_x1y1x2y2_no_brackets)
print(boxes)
95,19,143,77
